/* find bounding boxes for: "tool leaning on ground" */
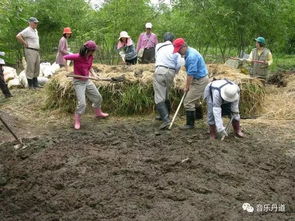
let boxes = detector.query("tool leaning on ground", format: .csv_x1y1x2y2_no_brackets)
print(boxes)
0,114,26,149
66,74,125,82
168,92,187,130
221,115,234,141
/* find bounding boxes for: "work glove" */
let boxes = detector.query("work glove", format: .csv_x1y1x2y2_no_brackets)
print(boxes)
219,129,228,138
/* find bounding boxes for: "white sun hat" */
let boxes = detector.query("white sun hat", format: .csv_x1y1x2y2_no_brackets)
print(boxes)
0,58,5,65
118,31,130,40
0,51,5,56
221,84,239,102
145,22,152,29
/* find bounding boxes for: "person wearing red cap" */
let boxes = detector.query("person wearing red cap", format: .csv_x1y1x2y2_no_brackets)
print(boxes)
173,38,209,129
64,40,109,130
56,27,72,67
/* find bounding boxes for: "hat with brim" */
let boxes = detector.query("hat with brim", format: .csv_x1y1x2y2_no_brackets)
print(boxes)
220,84,239,102
145,22,152,29
0,58,5,65
173,38,185,53
63,27,72,34
254,37,265,44
28,17,39,23
118,31,130,40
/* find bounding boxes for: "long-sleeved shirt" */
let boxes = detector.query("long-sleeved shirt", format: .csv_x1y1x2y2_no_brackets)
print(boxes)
155,41,182,71
185,47,208,79
64,54,93,80
203,79,240,132
117,39,137,61
56,37,69,65
136,32,158,52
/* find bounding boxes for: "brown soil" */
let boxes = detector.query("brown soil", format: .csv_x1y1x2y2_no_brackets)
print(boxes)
0,88,294,221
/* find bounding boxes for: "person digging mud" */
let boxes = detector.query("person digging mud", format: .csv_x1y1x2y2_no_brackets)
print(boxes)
64,40,109,130
246,37,273,81
203,79,245,139
117,31,137,65
56,27,72,68
16,17,41,89
0,52,13,98
153,32,182,129
173,38,209,130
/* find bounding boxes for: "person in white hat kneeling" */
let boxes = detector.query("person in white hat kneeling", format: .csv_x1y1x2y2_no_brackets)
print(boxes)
203,79,245,139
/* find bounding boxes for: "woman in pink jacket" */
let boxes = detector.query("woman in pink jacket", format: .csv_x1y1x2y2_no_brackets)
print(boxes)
64,40,109,130
56,27,72,67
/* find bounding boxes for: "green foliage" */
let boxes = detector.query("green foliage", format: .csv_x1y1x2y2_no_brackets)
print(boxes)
1,0,295,66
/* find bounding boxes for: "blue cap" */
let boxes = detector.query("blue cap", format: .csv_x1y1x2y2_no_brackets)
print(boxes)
254,37,265,44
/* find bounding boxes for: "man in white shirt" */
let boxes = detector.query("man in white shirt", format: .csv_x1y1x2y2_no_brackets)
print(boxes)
153,32,182,129
16,17,41,88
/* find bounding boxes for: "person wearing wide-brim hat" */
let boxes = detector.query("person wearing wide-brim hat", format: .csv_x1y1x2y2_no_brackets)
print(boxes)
56,27,72,67
0,52,13,98
16,17,41,89
246,37,273,80
136,22,158,64
203,79,245,139
117,31,137,65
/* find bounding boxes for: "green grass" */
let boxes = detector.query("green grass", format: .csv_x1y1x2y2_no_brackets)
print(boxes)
270,54,295,72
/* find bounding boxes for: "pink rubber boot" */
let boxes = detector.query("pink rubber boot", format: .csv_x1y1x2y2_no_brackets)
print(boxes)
95,108,109,118
74,114,81,130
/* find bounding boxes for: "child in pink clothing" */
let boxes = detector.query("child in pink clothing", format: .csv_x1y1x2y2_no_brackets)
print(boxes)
64,40,109,130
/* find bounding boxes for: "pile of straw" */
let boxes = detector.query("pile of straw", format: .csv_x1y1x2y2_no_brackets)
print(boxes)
44,63,265,116
261,74,295,120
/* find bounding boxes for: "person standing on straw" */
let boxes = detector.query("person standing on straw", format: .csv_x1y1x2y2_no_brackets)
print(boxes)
16,17,41,89
136,22,158,64
153,32,182,129
117,31,137,65
203,79,245,139
247,37,273,81
173,38,209,130
64,40,109,130
56,27,72,68
0,52,13,98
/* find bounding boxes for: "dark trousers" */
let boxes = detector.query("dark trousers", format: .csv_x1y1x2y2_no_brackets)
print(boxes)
126,57,137,65
0,68,12,98
141,48,155,64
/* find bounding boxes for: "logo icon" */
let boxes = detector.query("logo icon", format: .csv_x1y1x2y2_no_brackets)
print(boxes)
242,203,254,213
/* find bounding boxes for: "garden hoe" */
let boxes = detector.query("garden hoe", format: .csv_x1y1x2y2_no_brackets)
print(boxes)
0,114,27,149
66,74,125,82
221,115,234,141
168,92,187,130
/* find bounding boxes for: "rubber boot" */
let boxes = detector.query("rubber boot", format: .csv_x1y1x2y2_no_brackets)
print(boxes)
195,105,203,120
95,108,109,118
155,100,171,121
209,124,217,139
156,102,170,130
232,119,245,138
27,78,34,89
180,111,195,130
1,86,12,98
74,114,81,130
33,77,42,88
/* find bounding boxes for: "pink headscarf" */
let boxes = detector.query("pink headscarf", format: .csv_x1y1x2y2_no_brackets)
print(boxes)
117,38,133,49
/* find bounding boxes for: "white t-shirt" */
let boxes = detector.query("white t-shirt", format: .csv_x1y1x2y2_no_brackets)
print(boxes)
19,27,40,49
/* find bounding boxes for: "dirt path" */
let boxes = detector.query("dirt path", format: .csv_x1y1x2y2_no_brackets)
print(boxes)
0,89,294,221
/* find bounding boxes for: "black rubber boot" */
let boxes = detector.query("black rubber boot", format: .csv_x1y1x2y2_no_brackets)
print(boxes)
27,78,34,89
155,100,171,121
32,77,42,88
180,111,195,130
195,105,203,120
0,84,12,98
156,102,171,130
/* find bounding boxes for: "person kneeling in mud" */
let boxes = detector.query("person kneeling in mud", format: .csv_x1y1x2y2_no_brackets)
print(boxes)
64,40,109,130
203,79,245,139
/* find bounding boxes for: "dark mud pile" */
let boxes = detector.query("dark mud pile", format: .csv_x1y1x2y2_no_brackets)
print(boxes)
0,121,294,221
